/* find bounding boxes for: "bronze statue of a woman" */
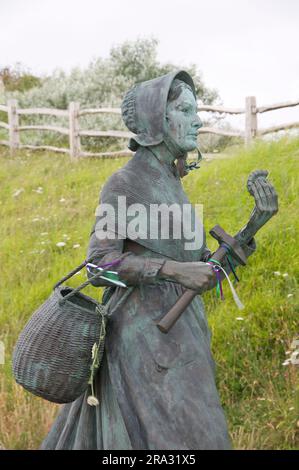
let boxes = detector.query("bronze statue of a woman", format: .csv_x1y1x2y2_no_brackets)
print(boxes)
40,70,278,450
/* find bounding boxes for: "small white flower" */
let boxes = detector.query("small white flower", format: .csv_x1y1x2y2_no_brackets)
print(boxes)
91,343,97,360
13,188,24,197
59,198,66,203
56,242,66,247
87,395,99,406
273,271,281,276
287,294,293,298
73,244,80,249
290,351,299,360
289,407,295,411
236,317,244,321
32,187,43,194
282,360,291,366
290,357,299,365
283,273,288,277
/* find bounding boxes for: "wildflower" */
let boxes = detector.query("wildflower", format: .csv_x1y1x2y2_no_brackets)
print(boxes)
287,294,293,298
73,244,80,249
282,359,291,366
87,395,99,406
290,351,299,365
236,317,244,321
13,188,24,197
32,187,43,194
283,273,289,278
60,198,66,203
273,271,281,276
56,242,66,247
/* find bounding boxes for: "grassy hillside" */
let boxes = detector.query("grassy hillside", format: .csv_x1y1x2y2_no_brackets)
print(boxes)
0,137,298,449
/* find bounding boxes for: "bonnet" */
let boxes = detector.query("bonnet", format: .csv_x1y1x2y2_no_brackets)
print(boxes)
121,70,201,167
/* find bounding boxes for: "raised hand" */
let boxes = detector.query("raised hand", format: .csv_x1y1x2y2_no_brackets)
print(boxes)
247,170,278,225
235,169,279,245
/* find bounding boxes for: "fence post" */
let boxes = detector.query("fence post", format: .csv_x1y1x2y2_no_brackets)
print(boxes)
7,99,19,156
69,101,80,160
245,96,257,146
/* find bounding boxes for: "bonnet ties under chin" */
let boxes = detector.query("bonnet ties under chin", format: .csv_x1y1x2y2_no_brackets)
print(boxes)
163,134,203,178
185,147,203,172
176,150,202,178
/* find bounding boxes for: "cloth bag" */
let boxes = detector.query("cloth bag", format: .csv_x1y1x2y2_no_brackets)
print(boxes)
12,259,110,404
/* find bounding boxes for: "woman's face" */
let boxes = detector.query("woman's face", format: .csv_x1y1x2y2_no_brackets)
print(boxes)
165,87,202,152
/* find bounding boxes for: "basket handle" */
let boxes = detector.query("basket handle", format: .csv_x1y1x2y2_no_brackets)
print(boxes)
53,257,94,290
55,253,130,304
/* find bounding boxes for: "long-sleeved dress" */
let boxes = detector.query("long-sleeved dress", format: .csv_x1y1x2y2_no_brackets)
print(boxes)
40,146,255,450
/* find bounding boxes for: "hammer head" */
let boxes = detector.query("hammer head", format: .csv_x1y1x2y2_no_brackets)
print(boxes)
209,224,247,266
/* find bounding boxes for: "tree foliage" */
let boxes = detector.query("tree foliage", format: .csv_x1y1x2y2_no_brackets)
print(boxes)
2,38,221,151
8,37,218,109
0,64,41,93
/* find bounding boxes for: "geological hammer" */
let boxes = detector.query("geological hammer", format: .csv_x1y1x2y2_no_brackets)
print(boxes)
156,224,247,334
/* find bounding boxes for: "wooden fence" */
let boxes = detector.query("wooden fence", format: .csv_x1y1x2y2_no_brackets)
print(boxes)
0,97,298,159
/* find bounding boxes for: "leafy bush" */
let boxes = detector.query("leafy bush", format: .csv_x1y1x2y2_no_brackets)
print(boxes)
3,38,222,151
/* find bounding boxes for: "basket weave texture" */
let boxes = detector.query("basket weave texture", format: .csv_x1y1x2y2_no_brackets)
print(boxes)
12,286,105,404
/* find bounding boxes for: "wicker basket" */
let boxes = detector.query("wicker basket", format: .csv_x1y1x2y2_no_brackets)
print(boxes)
12,260,108,404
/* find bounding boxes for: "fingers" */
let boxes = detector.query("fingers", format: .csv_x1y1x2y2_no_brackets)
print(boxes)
249,178,268,211
259,179,279,213
259,178,272,203
248,170,278,213
247,170,269,197
194,264,216,292
202,264,218,291
247,169,269,194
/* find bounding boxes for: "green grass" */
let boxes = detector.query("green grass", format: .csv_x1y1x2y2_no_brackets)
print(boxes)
0,137,298,449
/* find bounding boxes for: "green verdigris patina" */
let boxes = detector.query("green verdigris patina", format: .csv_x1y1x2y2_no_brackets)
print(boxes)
40,71,277,450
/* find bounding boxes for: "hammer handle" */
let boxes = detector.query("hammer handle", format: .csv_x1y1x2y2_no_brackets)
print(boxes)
156,246,227,334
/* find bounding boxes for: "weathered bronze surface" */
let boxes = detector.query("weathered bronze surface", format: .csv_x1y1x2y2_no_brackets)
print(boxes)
40,71,278,450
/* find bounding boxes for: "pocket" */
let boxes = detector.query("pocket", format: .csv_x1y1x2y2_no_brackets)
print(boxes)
138,319,199,371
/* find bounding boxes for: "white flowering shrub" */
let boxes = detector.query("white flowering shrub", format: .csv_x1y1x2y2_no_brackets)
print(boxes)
3,38,224,151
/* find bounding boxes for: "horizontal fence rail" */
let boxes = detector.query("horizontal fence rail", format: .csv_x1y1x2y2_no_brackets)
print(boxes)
0,97,298,159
